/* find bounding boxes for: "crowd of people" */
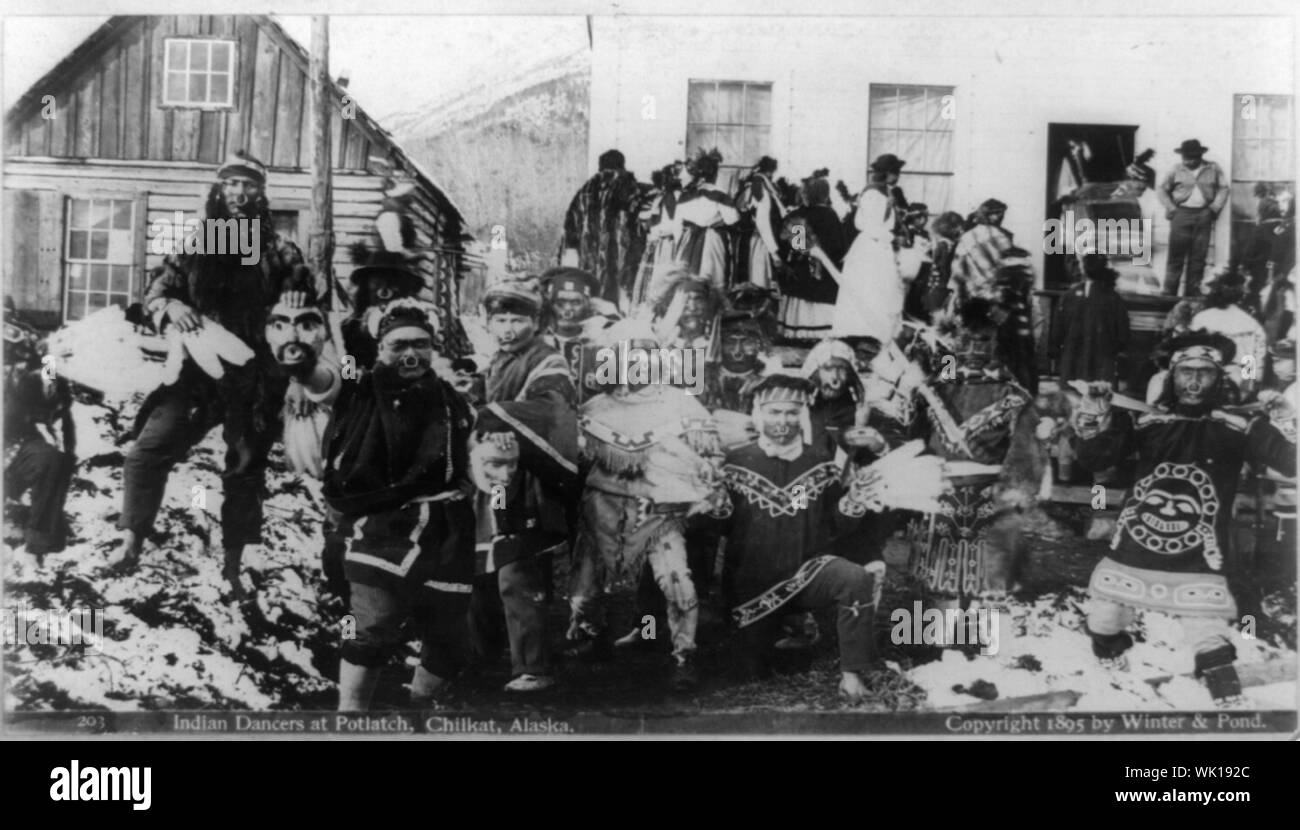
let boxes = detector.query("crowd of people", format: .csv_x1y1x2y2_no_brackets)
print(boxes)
3,142,1297,712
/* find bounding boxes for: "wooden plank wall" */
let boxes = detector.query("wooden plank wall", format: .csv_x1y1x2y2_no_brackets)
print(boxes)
7,16,374,174
1,159,439,294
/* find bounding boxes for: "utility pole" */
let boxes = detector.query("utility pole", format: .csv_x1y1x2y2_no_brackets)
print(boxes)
309,16,337,311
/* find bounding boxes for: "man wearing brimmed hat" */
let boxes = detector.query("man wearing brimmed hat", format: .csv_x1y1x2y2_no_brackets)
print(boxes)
700,372,885,702
538,266,617,404
112,150,314,592
1158,139,1229,296
1071,329,1295,707
834,156,908,343
341,241,427,371
320,304,477,710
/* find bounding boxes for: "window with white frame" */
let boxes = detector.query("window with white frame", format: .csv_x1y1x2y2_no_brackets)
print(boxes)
868,85,956,212
1230,93,1294,260
65,198,136,321
163,38,236,107
686,80,772,193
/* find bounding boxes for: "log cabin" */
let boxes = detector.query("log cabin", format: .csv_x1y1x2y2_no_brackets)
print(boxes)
3,14,479,354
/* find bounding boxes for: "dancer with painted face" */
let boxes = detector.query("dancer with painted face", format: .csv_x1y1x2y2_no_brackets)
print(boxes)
1072,329,1296,706
704,313,769,415
538,267,618,404
565,318,726,690
907,298,1043,611
112,151,314,595
704,373,887,701
321,305,476,710
265,286,351,600
651,272,723,355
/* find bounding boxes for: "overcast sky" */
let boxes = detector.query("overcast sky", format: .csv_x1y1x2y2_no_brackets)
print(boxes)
3,15,588,121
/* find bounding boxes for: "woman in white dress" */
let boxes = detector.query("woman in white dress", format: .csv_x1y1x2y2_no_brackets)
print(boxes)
833,154,905,343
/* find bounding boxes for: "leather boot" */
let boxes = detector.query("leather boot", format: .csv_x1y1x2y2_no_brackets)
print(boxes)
337,660,380,711
409,665,448,703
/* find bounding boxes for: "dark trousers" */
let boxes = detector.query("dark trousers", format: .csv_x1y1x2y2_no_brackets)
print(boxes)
5,438,74,554
1164,207,1215,296
119,365,280,547
343,581,471,680
469,557,550,676
739,557,877,674
320,511,351,602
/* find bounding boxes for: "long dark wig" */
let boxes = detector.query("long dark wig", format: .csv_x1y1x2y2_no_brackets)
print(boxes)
187,181,276,315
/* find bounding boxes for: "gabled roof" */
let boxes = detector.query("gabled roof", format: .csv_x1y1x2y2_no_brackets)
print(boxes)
5,14,472,246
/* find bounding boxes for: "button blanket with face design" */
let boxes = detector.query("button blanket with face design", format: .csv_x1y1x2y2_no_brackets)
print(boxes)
1116,462,1222,570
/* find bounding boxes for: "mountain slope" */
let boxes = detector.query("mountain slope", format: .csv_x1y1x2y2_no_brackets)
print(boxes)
391,49,590,270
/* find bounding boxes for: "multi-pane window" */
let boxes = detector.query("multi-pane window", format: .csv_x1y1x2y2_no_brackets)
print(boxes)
868,85,956,211
1230,93,1294,256
65,198,135,321
685,81,772,192
163,38,236,107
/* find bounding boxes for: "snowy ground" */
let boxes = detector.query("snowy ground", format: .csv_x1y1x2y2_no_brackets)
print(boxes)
3,396,1296,714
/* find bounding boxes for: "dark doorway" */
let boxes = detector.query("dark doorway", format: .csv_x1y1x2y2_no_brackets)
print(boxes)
1044,123,1138,287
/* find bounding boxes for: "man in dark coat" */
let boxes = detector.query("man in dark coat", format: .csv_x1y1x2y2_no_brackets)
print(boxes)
560,149,647,306
470,277,579,691
538,267,617,404
321,305,477,710
1073,330,1295,705
467,401,579,692
4,308,75,558
1053,253,1130,384
704,373,883,702
113,151,312,595
776,176,845,342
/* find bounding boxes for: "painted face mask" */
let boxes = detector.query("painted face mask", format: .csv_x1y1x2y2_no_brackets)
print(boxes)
721,331,760,371
1172,361,1219,407
469,433,519,495
377,326,435,380
551,291,590,327
816,359,851,400
956,330,997,372
1117,462,1222,569
221,176,262,218
368,274,411,305
757,401,803,445
265,304,327,369
678,290,708,336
